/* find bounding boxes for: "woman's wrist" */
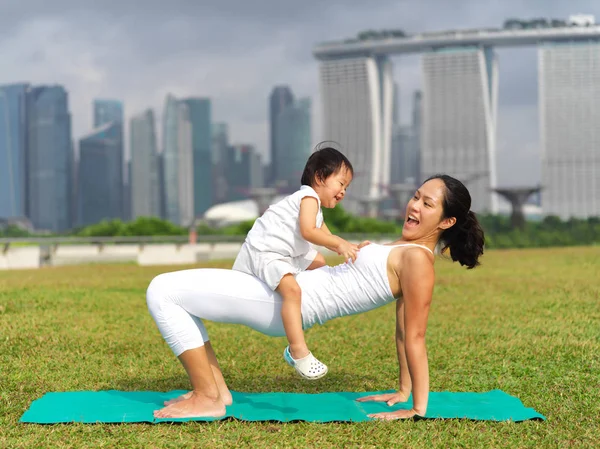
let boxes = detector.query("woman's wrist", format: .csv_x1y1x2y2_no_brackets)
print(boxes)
412,405,427,415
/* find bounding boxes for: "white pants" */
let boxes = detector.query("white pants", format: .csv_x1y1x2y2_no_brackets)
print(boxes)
146,268,292,357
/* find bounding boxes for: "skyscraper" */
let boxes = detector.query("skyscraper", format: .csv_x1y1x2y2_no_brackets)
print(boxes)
225,144,263,202
93,99,124,219
211,123,229,205
27,86,72,232
130,109,160,219
163,95,180,224
162,94,194,226
78,122,123,226
0,83,28,219
177,102,194,227
390,125,417,185
412,90,422,185
421,47,498,213
269,86,294,185
274,98,311,192
539,42,600,219
319,56,394,214
94,99,124,128
182,98,212,216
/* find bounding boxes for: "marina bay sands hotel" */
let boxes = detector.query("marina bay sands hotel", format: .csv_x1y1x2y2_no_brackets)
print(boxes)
313,16,600,219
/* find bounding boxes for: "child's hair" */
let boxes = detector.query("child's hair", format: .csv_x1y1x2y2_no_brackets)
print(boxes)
300,143,353,187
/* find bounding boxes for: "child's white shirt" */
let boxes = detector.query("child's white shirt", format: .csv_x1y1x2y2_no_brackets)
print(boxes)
244,185,323,257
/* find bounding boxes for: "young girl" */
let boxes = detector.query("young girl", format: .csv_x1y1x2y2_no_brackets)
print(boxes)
232,146,358,380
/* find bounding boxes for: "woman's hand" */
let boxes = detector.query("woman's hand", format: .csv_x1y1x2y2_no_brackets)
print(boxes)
356,390,409,406
367,408,419,420
356,391,419,420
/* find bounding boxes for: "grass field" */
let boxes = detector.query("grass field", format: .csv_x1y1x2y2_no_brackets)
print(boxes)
1,247,599,448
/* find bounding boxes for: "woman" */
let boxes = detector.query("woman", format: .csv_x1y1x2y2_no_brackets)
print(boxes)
146,174,485,420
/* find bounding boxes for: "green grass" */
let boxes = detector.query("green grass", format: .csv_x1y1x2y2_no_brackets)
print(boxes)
1,247,599,448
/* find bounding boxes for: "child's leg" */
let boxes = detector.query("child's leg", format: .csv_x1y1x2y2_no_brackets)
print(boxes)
277,274,309,360
306,252,326,270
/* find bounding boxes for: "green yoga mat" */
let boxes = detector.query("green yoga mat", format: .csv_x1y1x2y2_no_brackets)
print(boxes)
20,389,545,424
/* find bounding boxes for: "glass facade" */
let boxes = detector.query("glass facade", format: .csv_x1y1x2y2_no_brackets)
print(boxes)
78,122,123,226
421,47,498,213
130,109,160,219
93,99,124,219
225,144,262,202
162,94,180,224
269,86,294,185
539,42,600,218
0,83,28,218
27,86,72,232
182,98,212,216
211,123,229,205
274,98,311,192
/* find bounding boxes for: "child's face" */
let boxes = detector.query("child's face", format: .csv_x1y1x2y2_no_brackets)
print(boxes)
315,166,353,208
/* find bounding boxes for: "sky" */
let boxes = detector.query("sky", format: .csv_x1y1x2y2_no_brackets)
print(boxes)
1,0,598,187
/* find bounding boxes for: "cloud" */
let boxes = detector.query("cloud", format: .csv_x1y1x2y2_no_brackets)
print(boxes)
0,0,597,183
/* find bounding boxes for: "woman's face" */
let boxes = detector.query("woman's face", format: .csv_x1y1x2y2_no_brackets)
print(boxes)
402,178,455,240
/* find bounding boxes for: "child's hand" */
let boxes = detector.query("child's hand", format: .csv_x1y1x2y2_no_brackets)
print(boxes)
335,239,359,263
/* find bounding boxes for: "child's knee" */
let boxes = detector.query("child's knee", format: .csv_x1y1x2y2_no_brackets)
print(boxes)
307,253,326,270
277,275,302,299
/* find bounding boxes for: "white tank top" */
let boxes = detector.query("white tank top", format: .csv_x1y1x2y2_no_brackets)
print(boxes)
297,243,434,329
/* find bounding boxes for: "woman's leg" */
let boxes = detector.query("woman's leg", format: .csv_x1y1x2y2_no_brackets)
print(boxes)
154,346,226,418
147,268,287,417
163,341,232,407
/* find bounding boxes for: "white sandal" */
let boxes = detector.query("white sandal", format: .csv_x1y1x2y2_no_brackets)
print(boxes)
283,346,328,380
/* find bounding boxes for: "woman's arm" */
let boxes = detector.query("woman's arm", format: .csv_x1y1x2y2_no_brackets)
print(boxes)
401,249,434,415
358,249,434,419
395,298,413,398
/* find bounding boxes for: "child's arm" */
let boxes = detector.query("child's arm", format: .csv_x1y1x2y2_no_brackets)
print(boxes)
321,222,333,236
299,197,358,261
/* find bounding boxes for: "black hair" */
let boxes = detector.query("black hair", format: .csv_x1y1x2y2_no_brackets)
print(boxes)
300,143,353,187
425,174,485,269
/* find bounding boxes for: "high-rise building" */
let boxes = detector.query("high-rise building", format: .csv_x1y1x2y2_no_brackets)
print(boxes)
177,102,194,227
27,86,72,232
392,82,400,126
274,98,311,192
94,99,124,128
211,123,229,205
421,47,498,213
269,86,294,185
412,90,422,185
225,144,263,202
539,42,600,219
319,56,394,214
162,95,180,224
182,98,212,216
390,125,417,185
162,95,194,226
130,109,160,219
0,83,28,219
93,99,125,219
78,122,123,226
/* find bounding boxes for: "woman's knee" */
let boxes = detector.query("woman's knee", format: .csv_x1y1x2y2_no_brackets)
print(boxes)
146,273,170,312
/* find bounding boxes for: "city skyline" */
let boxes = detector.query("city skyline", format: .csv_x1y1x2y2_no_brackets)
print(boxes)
2,1,596,188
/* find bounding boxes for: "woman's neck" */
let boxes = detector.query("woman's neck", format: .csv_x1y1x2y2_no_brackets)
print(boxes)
389,238,438,254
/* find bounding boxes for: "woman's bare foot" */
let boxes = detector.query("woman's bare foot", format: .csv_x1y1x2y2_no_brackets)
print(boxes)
164,388,233,406
164,391,193,406
154,392,226,419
